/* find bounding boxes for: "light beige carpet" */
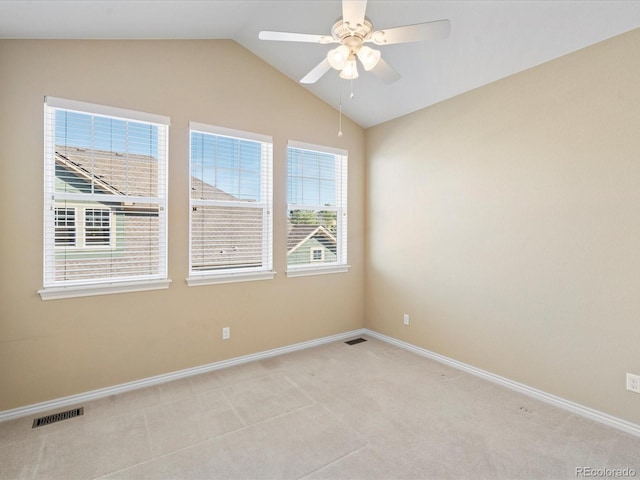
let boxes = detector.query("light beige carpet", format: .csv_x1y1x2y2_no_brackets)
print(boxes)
1,335,639,479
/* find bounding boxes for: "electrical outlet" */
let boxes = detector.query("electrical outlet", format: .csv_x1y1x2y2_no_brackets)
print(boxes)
627,373,640,393
403,314,410,326
222,327,230,340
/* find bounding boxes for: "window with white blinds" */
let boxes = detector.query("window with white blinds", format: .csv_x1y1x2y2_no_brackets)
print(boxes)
287,141,348,276
40,97,170,300
187,122,274,286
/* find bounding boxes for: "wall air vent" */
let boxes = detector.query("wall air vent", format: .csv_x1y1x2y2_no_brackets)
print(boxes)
32,407,84,428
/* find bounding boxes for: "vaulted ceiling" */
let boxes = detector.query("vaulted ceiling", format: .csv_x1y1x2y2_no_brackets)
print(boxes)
2,1,639,128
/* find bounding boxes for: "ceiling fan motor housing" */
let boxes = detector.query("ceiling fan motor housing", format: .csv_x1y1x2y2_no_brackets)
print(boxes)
332,18,374,48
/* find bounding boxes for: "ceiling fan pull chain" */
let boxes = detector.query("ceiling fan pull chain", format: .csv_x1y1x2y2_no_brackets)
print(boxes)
338,82,343,137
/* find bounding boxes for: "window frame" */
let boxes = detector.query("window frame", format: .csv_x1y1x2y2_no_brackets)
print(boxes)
286,140,349,277
186,122,274,286
39,97,171,300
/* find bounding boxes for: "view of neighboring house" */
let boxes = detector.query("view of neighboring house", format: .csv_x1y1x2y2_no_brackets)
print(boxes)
286,223,337,265
190,176,265,272
53,145,162,283
54,145,337,282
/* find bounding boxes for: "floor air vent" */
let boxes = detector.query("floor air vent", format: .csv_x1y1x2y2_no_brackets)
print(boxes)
32,407,84,428
345,338,367,345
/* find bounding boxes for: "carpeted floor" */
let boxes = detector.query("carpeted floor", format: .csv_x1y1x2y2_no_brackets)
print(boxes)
1,335,639,479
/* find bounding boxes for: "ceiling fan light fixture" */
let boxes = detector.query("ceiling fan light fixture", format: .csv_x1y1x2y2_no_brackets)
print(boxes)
357,45,381,71
339,59,359,80
327,45,350,70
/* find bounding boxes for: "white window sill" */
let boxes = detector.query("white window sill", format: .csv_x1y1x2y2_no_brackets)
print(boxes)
286,265,350,278
186,271,275,287
38,279,172,300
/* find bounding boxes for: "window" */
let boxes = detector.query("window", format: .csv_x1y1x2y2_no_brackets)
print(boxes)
310,247,324,262
54,206,113,248
84,208,111,246
40,97,170,300
54,207,76,246
187,123,273,286
287,141,348,276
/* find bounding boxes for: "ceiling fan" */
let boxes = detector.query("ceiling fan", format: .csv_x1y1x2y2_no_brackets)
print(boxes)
258,0,450,85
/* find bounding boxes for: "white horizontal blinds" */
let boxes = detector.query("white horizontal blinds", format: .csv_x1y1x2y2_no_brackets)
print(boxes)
43,97,169,288
287,142,347,268
189,124,273,275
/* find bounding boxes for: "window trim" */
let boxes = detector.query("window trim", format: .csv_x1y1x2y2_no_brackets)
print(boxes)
286,265,350,278
44,96,170,125
286,140,349,277
38,279,172,301
186,122,275,286
186,271,275,287
40,97,170,300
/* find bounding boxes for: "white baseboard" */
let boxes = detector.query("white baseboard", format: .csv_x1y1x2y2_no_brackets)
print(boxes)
363,329,640,438
0,328,366,423
3,327,639,439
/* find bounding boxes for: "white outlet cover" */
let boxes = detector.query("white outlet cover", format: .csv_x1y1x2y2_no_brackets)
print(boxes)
626,373,640,393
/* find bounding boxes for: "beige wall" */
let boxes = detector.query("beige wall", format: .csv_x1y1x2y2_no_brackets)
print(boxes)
0,40,365,411
365,28,640,424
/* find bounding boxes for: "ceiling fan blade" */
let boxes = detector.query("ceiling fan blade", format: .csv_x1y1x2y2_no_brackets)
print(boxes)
300,58,332,84
369,19,451,45
342,0,367,29
371,58,401,85
259,31,335,44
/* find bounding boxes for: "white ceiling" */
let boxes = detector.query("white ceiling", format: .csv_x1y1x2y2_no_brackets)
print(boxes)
2,0,640,128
